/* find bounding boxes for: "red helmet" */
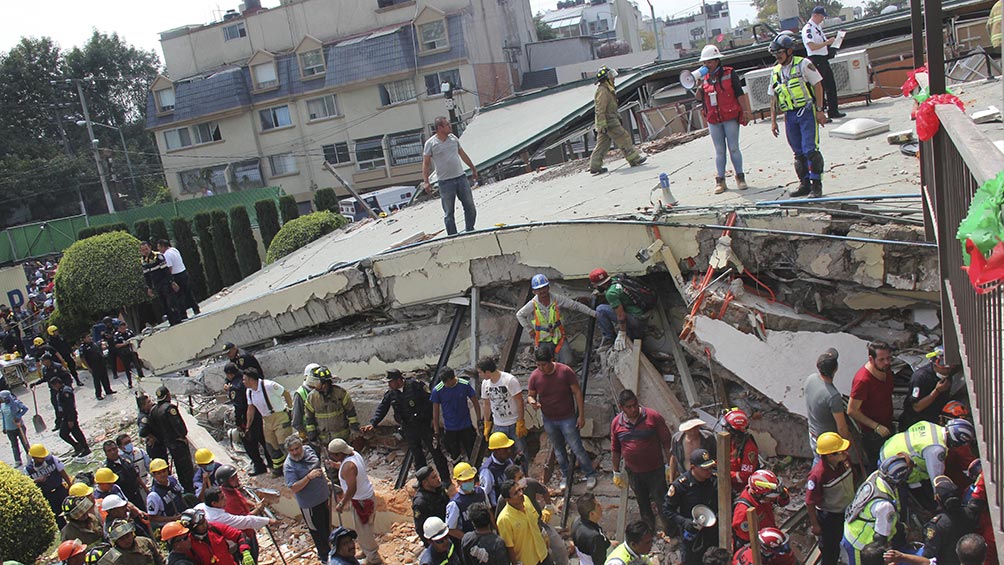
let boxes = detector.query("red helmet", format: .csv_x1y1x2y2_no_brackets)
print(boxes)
720,408,750,433
589,268,611,286
941,400,969,419
748,469,781,498
58,539,87,561
758,527,790,557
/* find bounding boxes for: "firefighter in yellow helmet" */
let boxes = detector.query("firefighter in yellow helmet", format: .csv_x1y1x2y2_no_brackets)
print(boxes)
588,66,647,175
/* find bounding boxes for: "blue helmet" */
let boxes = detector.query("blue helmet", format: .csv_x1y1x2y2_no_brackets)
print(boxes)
769,33,795,53
531,274,550,290
879,453,913,485
945,418,975,447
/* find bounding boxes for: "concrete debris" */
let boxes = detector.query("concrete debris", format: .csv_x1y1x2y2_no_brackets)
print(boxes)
642,129,709,153
971,106,1002,124
887,129,916,144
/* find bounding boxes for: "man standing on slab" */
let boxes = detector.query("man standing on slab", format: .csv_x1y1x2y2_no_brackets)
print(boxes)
423,116,478,235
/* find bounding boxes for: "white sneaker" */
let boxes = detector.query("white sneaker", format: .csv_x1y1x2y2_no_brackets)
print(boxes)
586,476,597,491
559,478,568,491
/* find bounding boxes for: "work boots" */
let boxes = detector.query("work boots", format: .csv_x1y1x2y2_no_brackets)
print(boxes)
735,173,748,190
790,178,811,198
714,177,728,194
809,179,823,198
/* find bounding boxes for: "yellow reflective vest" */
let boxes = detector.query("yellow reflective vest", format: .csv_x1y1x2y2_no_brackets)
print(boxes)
843,472,900,550
772,57,813,112
533,300,565,352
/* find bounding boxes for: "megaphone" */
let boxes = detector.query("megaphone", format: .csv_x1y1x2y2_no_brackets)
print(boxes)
679,66,709,90
691,504,717,529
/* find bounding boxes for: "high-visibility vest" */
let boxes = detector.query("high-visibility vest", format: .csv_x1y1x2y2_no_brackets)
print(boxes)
701,67,743,124
843,472,899,550
879,421,945,484
533,299,565,353
772,57,813,112
604,541,652,565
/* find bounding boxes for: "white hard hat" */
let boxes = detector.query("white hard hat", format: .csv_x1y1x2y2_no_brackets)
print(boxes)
699,45,722,62
101,494,128,511
423,516,450,541
303,363,320,378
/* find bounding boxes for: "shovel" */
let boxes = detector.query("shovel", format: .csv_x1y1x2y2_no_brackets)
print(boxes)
31,387,46,433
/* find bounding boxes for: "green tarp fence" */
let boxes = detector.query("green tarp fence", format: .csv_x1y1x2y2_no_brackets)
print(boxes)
0,186,283,263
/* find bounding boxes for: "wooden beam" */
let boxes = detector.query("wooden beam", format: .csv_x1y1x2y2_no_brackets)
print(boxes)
747,506,762,565
717,431,733,550
628,340,642,392
322,161,379,220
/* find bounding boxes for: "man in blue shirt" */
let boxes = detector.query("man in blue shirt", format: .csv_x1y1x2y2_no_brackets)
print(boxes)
431,367,482,460
284,434,331,560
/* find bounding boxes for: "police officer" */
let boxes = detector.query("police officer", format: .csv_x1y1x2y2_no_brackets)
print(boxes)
304,365,360,447
148,386,195,493
661,449,718,565
33,353,74,412
79,333,114,400
224,342,265,376
147,458,187,527
48,325,81,384
50,376,90,457
920,475,974,565
588,65,647,174
223,363,269,476
137,392,169,463
141,240,181,326
363,369,450,484
412,466,451,547
842,454,913,565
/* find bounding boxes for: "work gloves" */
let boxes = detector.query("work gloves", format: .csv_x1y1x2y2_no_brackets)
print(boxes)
613,331,628,352
612,471,626,489
483,420,493,440
665,464,673,482
242,550,254,565
516,419,528,438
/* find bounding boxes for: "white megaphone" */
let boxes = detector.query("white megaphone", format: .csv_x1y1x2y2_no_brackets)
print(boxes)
691,504,717,529
679,66,709,90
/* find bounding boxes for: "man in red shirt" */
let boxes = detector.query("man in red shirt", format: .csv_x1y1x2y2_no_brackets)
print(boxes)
610,389,673,530
180,507,254,565
528,344,597,491
214,464,267,559
847,340,895,472
731,469,790,547
805,433,855,565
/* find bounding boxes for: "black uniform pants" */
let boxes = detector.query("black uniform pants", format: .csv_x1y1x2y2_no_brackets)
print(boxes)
628,467,668,531
118,349,144,384
817,509,844,565
242,413,272,471
167,439,195,493
810,55,840,114
90,361,113,398
443,426,476,461
405,425,450,483
301,499,331,560
59,420,88,454
173,271,200,316
44,486,69,529
154,282,182,326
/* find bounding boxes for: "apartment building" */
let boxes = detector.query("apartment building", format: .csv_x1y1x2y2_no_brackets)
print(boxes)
538,0,644,53
147,0,535,208
658,1,732,61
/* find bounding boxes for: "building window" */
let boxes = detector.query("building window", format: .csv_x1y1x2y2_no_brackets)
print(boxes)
192,121,222,144
377,0,413,8
424,69,461,96
164,127,192,151
299,48,325,77
674,42,684,50
388,130,424,166
179,165,227,194
322,142,351,165
711,28,722,36
232,159,265,190
354,136,386,170
155,88,175,112
719,11,729,18
223,22,247,41
379,79,416,106
306,94,340,120
268,152,298,176
259,105,292,131
252,62,278,90
418,20,448,52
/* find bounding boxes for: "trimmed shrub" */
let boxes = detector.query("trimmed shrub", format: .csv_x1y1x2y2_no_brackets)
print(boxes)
254,199,281,249
314,188,339,213
149,218,170,243
194,213,222,294
266,211,348,264
171,217,208,301
78,226,96,239
230,206,261,278
52,231,147,327
80,222,130,240
0,462,58,563
279,195,300,224
47,307,91,343
211,210,241,286
133,219,151,243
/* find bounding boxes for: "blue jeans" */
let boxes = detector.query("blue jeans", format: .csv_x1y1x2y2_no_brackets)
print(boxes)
439,175,476,235
784,107,821,180
542,416,595,480
494,423,529,472
708,119,743,178
596,304,646,341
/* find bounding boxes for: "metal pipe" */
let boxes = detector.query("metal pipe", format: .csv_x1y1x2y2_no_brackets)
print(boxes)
242,487,288,565
560,296,598,529
755,193,921,206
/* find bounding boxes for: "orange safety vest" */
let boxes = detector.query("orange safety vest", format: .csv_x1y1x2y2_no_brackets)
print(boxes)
532,299,565,353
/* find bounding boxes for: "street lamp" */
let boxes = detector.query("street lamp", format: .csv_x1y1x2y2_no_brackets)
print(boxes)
76,120,139,206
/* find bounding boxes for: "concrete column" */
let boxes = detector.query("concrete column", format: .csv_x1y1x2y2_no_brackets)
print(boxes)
470,286,480,368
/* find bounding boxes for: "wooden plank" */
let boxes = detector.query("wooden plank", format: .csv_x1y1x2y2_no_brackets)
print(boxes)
638,353,686,428
717,431,733,550
747,507,762,565
627,340,642,392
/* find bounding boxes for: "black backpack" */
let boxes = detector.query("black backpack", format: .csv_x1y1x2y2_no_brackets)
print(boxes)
614,275,657,312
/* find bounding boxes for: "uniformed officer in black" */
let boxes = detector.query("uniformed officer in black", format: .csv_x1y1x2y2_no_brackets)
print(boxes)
141,240,182,326
149,386,196,493
49,376,90,456
32,338,81,386
48,326,81,383
224,342,265,376
921,475,974,565
137,392,169,462
362,369,450,483
32,353,74,410
662,449,718,565
412,465,450,546
899,347,955,430
79,333,114,400
223,363,270,476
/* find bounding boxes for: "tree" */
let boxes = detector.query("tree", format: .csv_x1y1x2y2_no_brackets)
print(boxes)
641,29,656,51
254,199,281,249
210,210,241,286
279,195,300,224
0,462,58,564
314,188,339,213
52,231,147,327
229,205,262,278
149,217,169,243
266,211,348,264
751,0,842,23
534,14,558,41
133,219,151,243
171,217,208,301
194,212,222,294
864,0,901,16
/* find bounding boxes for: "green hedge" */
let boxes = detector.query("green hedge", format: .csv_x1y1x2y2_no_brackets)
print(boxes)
0,462,57,563
149,218,170,243
254,199,281,249
230,205,261,278
171,217,208,301
211,210,241,287
314,188,339,213
194,213,222,295
265,211,348,264
78,222,129,240
279,195,300,224
133,219,151,243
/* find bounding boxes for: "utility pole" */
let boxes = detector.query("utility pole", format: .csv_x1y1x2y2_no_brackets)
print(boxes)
646,0,664,61
72,79,116,213
442,81,458,135
48,105,88,216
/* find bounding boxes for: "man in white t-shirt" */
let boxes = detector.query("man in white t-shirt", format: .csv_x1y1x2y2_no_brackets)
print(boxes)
157,239,200,318
476,357,527,466
244,369,293,474
327,438,383,565
801,6,844,119
423,116,478,236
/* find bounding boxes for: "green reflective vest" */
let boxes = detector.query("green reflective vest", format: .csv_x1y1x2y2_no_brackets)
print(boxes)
772,57,813,112
843,472,899,550
879,421,945,484
604,542,652,565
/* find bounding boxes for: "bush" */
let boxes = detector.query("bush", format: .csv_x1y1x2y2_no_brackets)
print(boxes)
194,213,223,295
314,188,339,213
79,222,130,240
230,206,261,278
52,231,147,334
279,195,300,224
0,462,58,563
254,199,281,249
211,210,241,287
133,219,151,243
149,218,170,243
78,227,96,239
171,217,208,301
47,307,92,343
266,211,347,264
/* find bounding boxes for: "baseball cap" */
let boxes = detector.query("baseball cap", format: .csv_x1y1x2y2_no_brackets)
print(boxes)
327,438,353,455
386,369,404,381
155,386,170,400
690,449,716,469
223,342,236,352
812,5,827,15
415,465,435,483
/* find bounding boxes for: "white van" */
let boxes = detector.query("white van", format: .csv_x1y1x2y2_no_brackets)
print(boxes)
338,185,415,222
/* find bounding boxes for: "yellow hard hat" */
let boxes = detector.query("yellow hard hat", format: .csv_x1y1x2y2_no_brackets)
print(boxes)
33,337,45,346
488,432,515,451
94,467,119,484
47,325,58,335
149,458,170,473
815,432,851,455
194,448,215,465
453,462,476,481
68,482,94,497
29,443,49,458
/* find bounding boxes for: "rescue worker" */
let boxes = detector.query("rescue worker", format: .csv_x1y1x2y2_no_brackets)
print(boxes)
661,449,719,565
112,321,144,387
304,365,360,447
420,517,464,565
214,463,270,556
939,402,977,489
363,369,449,485
412,465,451,546
94,466,148,524
805,433,855,565
148,386,195,493
767,33,827,198
732,469,791,547
33,336,73,379
588,65,647,174
446,462,491,538
102,519,165,565
179,508,254,565
223,364,269,476
32,354,73,415
59,539,89,565
141,240,181,326
720,408,758,494
327,438,384,565
101,494,151,541
61,484,104,545
801,6,844,119
842,453,914,565
733,528,795,565
990,0,1003,48
50,376,90,457
199,487,273,562
695,44,752,194
291,363,321,439
160,521,194,565
479,432,517,506
605,520,655,565
79,333,114,400
136,393,168,463
85,543,113,565
329,527,362,565
919,475,974,565
224,343,264,376
878,418,976,493
103,440,147,510
515,274,596,365
900,347,955,430
243,368,293,474
147,458,187,527
192,448,221,501
27,442,73,528
48,325,81,384
964,464,999,565
589,268,648,348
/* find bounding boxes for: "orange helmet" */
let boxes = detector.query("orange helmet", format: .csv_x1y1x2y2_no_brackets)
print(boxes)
589,268,611,286
160,521,190,542
58,539,87,561
941,400,969,419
